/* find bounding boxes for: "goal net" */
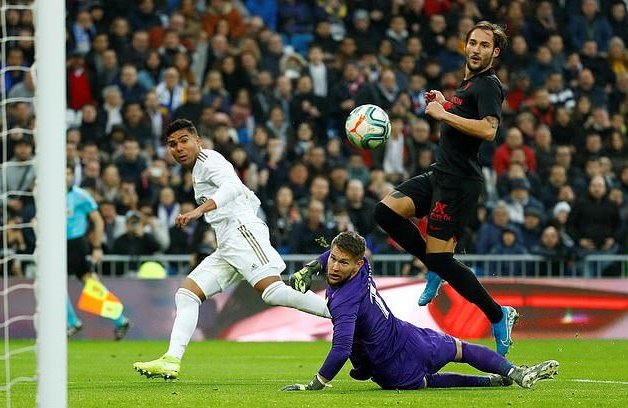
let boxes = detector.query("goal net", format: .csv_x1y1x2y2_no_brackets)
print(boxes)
1,0,66,406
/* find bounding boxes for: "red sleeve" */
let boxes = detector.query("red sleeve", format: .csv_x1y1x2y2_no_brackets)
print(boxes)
492,145,511,176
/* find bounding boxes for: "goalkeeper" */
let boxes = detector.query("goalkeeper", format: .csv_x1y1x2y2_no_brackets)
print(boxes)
283,231,558,391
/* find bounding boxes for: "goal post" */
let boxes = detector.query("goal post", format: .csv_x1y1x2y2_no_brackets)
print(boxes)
34,0,67,406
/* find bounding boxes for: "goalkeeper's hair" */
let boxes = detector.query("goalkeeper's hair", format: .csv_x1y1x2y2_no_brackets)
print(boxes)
165,118,198,140
331,231,366,260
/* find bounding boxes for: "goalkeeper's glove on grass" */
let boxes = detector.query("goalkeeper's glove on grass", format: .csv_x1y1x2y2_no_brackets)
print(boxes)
280,374,330,391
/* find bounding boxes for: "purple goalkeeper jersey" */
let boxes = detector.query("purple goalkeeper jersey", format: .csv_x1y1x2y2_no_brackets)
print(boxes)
317,250,416,384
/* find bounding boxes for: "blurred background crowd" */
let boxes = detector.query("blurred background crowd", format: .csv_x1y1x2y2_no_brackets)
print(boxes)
1,0,628,276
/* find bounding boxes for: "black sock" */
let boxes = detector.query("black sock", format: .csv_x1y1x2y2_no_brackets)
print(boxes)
425,252,503,323
374,202,426,260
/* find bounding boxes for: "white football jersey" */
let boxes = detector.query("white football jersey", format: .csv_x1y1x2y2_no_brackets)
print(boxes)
192,149,262,239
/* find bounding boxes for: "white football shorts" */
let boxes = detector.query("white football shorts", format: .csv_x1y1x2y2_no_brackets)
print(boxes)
188,221,286,297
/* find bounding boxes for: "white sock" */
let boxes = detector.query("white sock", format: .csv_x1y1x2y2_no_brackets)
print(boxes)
166,288,202,360
261,281,331,318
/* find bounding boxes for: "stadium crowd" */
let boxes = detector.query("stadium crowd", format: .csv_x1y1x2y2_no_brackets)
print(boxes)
2,0,628,277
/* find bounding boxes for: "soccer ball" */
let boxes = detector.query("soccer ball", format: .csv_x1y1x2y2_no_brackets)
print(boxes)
345,104,391,150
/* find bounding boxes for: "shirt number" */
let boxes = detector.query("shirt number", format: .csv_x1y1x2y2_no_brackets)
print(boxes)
369,283,389,319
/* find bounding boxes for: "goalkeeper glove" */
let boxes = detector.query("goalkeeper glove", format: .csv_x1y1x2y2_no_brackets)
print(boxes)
280,374,330,391
289,259,322,293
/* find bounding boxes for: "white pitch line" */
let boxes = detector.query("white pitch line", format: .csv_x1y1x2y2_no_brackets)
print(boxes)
563,379,628,385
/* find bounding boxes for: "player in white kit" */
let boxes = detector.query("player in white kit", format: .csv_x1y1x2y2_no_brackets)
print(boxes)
134,119,331,380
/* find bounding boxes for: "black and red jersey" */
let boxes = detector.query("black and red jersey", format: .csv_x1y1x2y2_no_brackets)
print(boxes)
432,68,504,180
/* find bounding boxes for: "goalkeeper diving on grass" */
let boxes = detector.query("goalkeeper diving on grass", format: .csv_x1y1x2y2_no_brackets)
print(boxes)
283,231,558,391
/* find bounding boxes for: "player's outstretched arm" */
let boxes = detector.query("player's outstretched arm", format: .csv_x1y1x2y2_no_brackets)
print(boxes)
280,374,331,391
288,259,323,293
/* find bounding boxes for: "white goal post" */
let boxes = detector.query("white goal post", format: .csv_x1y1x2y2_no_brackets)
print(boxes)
34,0,67,406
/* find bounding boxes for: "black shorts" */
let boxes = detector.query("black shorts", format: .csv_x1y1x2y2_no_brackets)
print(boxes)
67,237,92,279
395,170,483,241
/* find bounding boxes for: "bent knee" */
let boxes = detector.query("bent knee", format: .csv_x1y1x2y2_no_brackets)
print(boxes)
380,193,415,219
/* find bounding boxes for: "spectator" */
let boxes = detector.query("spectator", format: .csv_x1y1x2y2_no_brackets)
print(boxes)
79,103,106,147
123,102,153,148
202,0,246,40
355,69,400,112
608,130,628,171
569,0,613,53
609,1,628,42
550,107,582,146
99,200,126,252
203,70,231,113
504,177,546,225
173,84,203,125
8,68,35,101
554,145,588,194
489,227,528,276
0,137,35,211
113,138,148,187
526,46,557,89
117,64,148,105
290,75,326,136
251,71,277,123
266,186,301,253
574,68,609,109
288,199,334,254
329,61,363,136
122,30,151,70
137,50,164,90
530,226,574,276
156,67,187,117
475,201,522,255
156,186,180,228
157,29,187,69
138,202,170,252
343,179,378,237
297,174,332,219
144,91,167,148
167,201,206,254
539,164,570,209
100,85,124,134
550,201,575,249
520,207,545,250
580,39,616,87
493,127,537,176
129,0,163,32
568,175,622,257
532,125,555,177
545,72,575,110
67,51,95,111
377,116,413,183
112,210,161,271
305,44,332,98
524,1,560,51
348,9,381,55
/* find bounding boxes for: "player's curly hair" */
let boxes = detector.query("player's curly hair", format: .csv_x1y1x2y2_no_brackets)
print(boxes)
165,118,198,140
331,231,366,260
465,21,508,51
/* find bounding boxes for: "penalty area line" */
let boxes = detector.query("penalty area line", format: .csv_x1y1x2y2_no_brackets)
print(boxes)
562,379,628,385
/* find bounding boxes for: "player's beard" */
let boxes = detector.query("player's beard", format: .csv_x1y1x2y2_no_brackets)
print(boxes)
466,53,493,73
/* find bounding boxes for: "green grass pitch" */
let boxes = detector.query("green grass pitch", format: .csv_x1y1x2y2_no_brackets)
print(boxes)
2,339,627,407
